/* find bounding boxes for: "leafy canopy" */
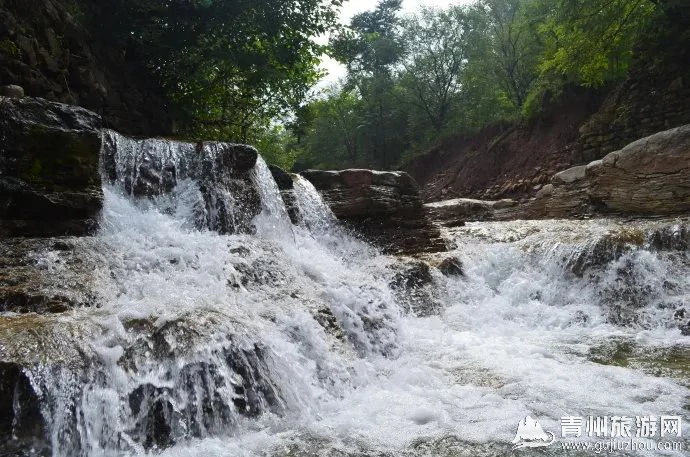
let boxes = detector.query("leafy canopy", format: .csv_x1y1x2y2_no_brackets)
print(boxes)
85,0,343,141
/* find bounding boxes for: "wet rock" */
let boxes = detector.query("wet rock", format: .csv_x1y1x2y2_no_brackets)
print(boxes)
197,143,261,234
301,169,445,255
437,256,464,277
128,384,176,450
681,322,690,336
268,165,300,224
599,258,657,325
649,222,690,251
313,307,344,341
269,164,294,190
391,260,433,290
0,84,25,98
0,97,103,236
121,319,284,450
0,237,97,313
0,363,48,456
389,260,440,316
567,229,643,277
102,131,262,234
674,308,686,321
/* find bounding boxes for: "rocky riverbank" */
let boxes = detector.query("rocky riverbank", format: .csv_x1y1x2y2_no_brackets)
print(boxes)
426,124,690,226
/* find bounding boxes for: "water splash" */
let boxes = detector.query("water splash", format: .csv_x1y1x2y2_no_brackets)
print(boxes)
292,176,337,233
1,133,689,457
249,156,294,239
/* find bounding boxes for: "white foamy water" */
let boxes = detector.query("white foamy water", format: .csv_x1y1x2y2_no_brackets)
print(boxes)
2,134,689,456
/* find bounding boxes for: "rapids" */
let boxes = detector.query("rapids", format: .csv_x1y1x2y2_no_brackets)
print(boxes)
1,132,688,456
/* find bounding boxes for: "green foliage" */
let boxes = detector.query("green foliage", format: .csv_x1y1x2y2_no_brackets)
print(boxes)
81,0,342,142
288,0,668,171
0,39,19,58
255,125,300,171
65,0,85,21
533,0,656,87
399,6,472,132
74,0,668,171
521,75,564,120
477,0,541,109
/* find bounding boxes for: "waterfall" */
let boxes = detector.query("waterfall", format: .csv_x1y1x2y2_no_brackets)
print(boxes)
249,156,294,238
292,175,338,233
1,133,689,457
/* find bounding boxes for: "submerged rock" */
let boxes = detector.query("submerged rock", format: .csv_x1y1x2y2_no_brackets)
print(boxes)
0,362,47,456
436,256,464,277
0,237,97,313
0,96,103,236
301,169,445,255
389,259,441,316
0,312,288,455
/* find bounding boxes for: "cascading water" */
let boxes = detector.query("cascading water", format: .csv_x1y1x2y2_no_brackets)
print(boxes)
1,132,689,457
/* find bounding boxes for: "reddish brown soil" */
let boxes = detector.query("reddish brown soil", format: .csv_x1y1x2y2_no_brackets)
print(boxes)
403,88,606,202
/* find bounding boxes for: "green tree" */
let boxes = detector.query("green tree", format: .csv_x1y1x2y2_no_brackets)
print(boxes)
476,0,541,109
329,0,407,168
533,0,656,87
399,7,472,132
301,88,366,167
84,0,342,142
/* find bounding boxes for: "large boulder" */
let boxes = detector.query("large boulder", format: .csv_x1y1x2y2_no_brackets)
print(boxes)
0,96,103,236
301,169,445,254
586,125,690,214
528,124,690,218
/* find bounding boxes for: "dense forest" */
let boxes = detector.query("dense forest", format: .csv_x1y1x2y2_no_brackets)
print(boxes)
76,0,689,170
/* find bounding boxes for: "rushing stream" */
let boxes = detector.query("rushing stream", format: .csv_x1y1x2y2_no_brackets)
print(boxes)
1,132,689,457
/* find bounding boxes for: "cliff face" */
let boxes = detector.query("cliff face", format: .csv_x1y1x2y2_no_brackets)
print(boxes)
0,0,172,136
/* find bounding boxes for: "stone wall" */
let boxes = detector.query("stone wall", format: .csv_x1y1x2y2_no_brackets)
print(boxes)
0,0,172,135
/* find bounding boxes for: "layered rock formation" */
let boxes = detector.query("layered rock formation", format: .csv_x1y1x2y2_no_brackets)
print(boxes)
301,169,445,255
529,124,690,218
0,96,103,236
